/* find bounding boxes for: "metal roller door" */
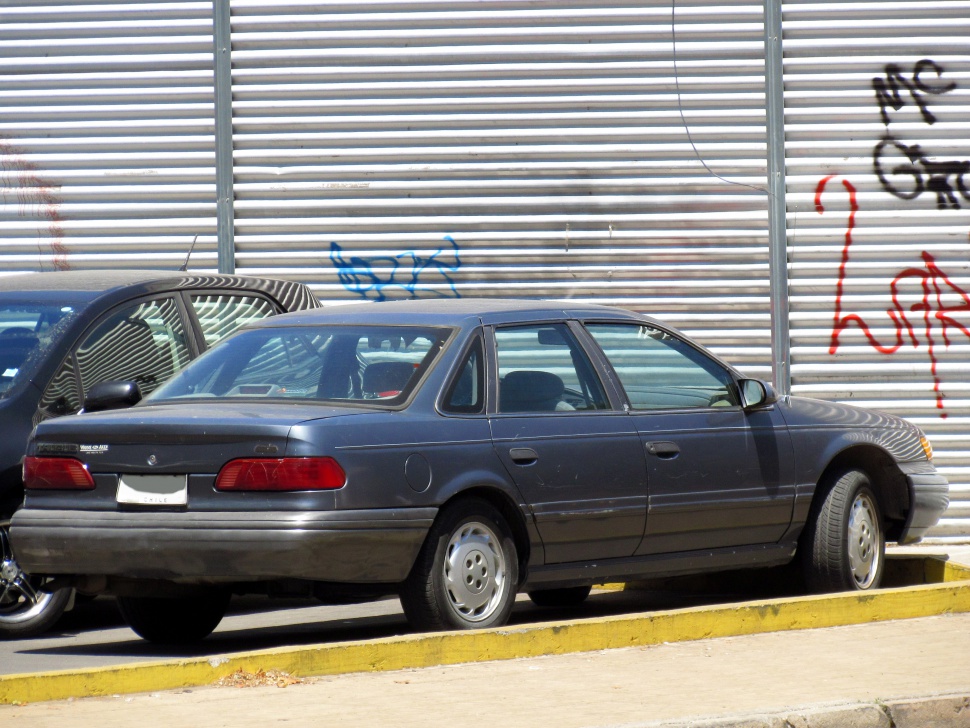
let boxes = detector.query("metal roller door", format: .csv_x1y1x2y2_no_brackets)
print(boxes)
783,0,970,537
227,0,774,374
0,1,217,271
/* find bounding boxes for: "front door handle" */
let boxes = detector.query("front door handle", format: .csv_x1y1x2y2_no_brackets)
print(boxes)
645,441,680,459
509,447,538,465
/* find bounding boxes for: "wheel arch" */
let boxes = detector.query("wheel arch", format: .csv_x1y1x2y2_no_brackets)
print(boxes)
435,485,536,588
812,444,910,541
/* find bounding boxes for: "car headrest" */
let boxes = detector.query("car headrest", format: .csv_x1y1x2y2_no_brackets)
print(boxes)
501,370,565,405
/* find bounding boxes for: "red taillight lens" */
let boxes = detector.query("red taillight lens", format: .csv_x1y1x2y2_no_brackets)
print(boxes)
215,457,346,492
23,456,95,490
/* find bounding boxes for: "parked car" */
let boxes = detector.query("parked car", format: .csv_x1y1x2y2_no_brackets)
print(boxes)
11,299,948,644
0,269,319,638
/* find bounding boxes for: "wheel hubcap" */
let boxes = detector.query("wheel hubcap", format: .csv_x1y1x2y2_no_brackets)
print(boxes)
442,521,506,623
847,493,881,588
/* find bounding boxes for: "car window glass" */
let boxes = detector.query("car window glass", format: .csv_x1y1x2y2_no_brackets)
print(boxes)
0,301,81,399
227,332,324,397
39,356,81,416
494,323,609,413
75,297,192,399
150,325,450,405
586,323,738,410
442,336,485,414
189,294,278,348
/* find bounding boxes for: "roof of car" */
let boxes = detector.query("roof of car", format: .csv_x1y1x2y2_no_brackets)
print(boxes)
256,297,646,327
0,270,252,293
0,270,320,311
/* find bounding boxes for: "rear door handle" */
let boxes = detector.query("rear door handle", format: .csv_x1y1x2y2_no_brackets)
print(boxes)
645,441,680,459
509,447,538,465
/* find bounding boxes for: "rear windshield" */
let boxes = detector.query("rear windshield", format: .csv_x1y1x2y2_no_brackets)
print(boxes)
149,324,452,405
0,301,83,398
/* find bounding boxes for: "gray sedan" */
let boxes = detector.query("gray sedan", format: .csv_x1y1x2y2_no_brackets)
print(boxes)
11,299,949,643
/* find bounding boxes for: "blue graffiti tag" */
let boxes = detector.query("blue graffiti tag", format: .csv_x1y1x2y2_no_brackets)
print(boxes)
330,236,461,301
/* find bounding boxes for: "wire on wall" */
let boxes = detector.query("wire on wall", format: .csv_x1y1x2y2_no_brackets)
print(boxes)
671,0,768,195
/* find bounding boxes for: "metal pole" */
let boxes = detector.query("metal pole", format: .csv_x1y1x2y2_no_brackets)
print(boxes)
213,0,235,274
764,0,790,395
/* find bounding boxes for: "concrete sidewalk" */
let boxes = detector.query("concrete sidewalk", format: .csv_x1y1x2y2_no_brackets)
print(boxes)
1,544,969,728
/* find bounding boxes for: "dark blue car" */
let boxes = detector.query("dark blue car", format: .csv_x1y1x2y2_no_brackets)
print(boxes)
11,299,948,643
0,270,319,638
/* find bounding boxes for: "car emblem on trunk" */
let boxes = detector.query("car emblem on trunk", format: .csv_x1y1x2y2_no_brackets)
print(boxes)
147,454,157,466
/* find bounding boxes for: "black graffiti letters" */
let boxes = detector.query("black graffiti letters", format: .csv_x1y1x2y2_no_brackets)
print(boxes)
872,60,955,126
875,139,970,209
872,59,965,209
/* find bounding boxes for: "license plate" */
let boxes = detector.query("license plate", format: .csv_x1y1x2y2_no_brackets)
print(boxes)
116,474,188,506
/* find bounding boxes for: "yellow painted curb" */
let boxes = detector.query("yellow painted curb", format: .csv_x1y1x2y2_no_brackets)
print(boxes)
2,559,969,706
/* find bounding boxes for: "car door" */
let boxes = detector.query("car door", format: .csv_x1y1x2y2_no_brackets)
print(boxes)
585,322,796,555
487,322,647,564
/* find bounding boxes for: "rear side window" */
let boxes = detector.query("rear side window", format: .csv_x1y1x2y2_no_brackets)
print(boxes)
189,294,278,348
494,323,609,413
441,336,485,414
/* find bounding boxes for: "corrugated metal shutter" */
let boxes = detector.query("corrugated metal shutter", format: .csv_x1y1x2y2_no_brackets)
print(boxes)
228,0,774,375
783,0,970,538
0,1,217,271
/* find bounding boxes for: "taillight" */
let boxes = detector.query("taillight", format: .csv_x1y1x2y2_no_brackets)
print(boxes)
215,457,346,492
23,456,95,490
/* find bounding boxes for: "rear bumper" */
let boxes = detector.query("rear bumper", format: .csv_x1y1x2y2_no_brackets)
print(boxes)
10,507,437,584
898,462,950,545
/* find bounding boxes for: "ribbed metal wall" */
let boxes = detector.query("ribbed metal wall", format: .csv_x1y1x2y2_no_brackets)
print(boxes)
227,0,773,375
0,1,218,270
783,0,970,538
3,1,966,536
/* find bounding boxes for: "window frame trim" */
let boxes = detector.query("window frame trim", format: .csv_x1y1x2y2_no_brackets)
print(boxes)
436,329,488,417
487,319,618,416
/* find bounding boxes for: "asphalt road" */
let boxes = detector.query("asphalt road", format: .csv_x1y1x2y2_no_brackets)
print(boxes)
1,581,773,677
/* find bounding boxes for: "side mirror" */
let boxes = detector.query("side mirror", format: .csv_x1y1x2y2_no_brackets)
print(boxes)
82,380,143,413
739,379,778,410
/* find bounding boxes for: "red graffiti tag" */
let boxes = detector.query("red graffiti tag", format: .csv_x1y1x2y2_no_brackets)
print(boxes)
818,175,970,418
1,138,68,270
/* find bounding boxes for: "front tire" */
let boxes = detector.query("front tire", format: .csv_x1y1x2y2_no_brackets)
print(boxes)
117,590,230,645
801,468,885,592
0,525,72,639
401,499,518,631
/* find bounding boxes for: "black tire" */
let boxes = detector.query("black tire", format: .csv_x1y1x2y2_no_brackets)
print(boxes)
0,585,72,640
0,525,73,639
117,590,230,645
401,498,518,632
528,585,592,608
801,468,885,593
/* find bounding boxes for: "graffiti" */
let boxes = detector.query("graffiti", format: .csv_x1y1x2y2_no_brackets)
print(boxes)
0,139,68,269
872,59,954,126
819,175,970,418
872,59,968,209
330,236,461,302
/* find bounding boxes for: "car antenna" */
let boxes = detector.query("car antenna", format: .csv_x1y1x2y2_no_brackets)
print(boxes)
178,235,199,272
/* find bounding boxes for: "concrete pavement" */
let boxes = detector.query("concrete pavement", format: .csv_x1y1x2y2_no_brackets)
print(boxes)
1,543,968,727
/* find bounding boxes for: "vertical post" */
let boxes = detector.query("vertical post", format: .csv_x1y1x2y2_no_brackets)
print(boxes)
764,0,789,395
213,0,235,274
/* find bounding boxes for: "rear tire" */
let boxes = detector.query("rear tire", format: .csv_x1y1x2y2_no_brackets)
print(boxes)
117,590,230,645
401,498,518,632
528,585,592,608
801,468,884,592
